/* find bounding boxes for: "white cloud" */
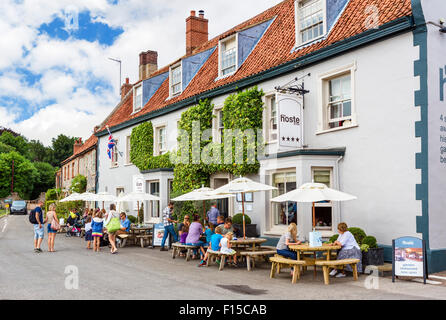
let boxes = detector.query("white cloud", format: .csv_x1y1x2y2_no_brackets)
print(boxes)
0,0,283,146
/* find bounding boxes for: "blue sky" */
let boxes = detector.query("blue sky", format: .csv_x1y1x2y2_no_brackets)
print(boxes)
0,0,281,145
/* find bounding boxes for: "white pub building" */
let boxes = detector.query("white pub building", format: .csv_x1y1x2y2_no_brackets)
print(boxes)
95,0,446,272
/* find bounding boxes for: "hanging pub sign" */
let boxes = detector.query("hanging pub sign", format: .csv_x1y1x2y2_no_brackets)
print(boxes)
277,93,303,149
392,236,428,284
133,176,144,210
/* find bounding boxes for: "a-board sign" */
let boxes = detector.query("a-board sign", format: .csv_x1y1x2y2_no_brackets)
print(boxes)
152,223,169,247
392,236,427,284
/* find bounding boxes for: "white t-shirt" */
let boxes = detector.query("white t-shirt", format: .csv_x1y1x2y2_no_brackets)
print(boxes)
337,231,359,250
85,222,92,232
220,237,232,254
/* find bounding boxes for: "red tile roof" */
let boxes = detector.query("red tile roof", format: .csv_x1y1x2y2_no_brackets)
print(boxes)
61,134,98,165
100,0,412,132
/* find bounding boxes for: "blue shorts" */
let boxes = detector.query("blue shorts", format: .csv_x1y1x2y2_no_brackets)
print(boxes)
34,224,44,239
47,224,57,234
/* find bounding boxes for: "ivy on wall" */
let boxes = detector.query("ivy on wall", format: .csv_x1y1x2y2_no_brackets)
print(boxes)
130,121,173,171
129,87,265,220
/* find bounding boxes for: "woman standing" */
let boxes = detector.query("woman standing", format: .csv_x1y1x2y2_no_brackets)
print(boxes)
46,203,58,252
104,204,120,254
329,222,363,277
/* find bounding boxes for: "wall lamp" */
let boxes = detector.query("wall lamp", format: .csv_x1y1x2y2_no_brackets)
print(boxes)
427,19,446,33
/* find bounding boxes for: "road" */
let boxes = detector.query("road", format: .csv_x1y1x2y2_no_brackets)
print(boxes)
1,215,445,300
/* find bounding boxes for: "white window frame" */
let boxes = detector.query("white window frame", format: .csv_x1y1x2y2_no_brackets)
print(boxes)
312,167,333,231
148,180,160,218
125,135,132,165
169,62,182,97
213,107,224,143
317,62,357,134
154,124,167,156
133,84,143,113
218,34,238,78
264,93,278,143
270,169,298,230
295,0,327,47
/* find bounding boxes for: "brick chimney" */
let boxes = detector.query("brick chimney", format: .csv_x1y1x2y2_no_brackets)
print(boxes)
73,138,83,154
139,50,158,81
186,10,208,55
121,78,132,100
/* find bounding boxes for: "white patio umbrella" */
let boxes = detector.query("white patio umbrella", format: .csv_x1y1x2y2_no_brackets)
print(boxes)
59,192,81,202
171,186,235,222
77,192,97,209
116,191,128,214
118,191,161,223
88,192,118,210
211,177,277,239
270,182,357,228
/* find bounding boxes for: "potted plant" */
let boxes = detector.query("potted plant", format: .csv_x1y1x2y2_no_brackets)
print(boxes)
232,213,258,238
361,236,384,266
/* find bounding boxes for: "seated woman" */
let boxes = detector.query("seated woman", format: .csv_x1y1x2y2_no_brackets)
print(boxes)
329,222,363,278
185,214,206,259
276,223,301,260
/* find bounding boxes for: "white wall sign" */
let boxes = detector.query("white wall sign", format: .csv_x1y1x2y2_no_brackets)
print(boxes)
133,176,145,210
277,93,303,148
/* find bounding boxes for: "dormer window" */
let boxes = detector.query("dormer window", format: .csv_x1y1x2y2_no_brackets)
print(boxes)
219,35,237,77
296,0,325,46
170,63,182,97
133,84,142,113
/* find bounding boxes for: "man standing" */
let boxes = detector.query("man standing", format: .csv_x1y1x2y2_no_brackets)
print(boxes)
206,203,220,225
33,201,46,253
160,202,178,251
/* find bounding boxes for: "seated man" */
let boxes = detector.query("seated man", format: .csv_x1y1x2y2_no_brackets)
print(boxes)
116,212,131,236
220,217,234,235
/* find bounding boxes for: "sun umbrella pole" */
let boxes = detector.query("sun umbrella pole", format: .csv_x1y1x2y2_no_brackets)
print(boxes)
203,200,206,224
312,202,315,229
137,201,140,224
242,192,246,240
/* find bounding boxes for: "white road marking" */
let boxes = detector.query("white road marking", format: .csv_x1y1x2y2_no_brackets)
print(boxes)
1,217,7,232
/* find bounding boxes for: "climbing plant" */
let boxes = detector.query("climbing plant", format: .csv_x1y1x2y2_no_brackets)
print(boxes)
130,121,173,171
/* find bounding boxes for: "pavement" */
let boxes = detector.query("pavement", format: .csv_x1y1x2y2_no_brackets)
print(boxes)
1,215,446,300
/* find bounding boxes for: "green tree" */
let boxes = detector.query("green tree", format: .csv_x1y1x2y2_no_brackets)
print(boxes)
28,140,54,163
0,142,15,154
31,162,57,199
0,151,38,199
0,132,29,158
51,134,77,167
70,175,87,193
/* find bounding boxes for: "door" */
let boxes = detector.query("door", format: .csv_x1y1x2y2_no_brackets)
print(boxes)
214,178,229,219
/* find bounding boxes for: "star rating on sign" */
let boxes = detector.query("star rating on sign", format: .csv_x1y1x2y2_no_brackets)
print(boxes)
281,136,300,143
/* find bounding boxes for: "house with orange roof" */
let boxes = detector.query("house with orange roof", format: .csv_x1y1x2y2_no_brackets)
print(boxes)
58,134,98,194
94,0,446,271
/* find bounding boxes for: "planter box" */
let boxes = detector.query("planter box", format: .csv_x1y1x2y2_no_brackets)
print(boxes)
362,247,384,267
233,224,258,238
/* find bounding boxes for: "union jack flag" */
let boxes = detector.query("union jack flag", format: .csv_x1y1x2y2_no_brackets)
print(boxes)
106,128,116,160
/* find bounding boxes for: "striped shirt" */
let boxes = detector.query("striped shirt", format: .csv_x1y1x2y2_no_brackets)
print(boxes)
162,207,173,227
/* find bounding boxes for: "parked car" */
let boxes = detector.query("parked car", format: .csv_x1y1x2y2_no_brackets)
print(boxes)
10,200,27,215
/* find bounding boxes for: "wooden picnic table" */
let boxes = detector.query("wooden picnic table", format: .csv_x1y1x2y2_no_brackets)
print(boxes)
230,238,267,251
288,243,341,278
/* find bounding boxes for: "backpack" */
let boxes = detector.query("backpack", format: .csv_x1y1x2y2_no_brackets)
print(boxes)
29,208,38,224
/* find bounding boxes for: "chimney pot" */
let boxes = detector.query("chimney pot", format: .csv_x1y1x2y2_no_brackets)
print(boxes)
191,10,196,16
186,10,209,55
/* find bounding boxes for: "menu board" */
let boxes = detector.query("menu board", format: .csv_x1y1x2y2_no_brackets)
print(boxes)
392,236,427,284
152,223,169,247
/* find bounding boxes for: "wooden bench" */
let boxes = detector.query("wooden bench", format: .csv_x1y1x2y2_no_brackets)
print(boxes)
269,256,306,284
240,248,277,271
206,249,236,271
171,243,206,262
136,234,153,248
117,234,137,248
315,258,360,285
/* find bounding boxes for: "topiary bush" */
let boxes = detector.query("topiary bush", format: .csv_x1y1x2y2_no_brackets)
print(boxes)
328,234,339,243
232,213,252,225
128,215,137,224
347,227,367,245
362,235,378,248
